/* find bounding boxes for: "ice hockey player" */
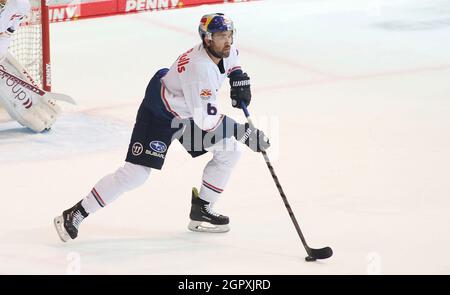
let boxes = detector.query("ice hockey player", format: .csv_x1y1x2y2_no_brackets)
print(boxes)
0,0,61,132
54,13,270,241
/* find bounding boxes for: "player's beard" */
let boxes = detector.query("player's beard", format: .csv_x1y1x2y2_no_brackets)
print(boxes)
207,44,231,59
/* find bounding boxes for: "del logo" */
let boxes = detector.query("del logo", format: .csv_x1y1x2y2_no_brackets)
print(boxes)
150,141,167,153
132,142,143,156
200,89,212,100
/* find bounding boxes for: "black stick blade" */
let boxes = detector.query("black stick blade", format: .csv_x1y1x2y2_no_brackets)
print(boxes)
308,247,333,260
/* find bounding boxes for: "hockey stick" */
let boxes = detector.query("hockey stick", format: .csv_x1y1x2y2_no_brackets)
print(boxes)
241,102,333,261
0,68,76,105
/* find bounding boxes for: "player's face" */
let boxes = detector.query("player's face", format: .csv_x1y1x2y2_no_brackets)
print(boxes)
208,31,233,58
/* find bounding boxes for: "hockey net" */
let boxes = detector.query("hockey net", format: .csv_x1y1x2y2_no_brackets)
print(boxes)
9,0,51,91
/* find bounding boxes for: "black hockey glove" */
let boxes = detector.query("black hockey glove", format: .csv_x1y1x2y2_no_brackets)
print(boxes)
229,71,251,109
236,123,270,152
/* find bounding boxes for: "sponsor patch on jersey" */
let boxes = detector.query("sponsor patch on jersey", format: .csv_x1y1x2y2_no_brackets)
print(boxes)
149,141,167,153
200,89,212,100
132,142,144,156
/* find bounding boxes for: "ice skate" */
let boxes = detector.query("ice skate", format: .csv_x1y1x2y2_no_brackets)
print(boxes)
54,201,89,242
188,187,230,233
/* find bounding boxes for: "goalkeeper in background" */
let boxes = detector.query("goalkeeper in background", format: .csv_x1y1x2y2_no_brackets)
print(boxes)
0,0,61,132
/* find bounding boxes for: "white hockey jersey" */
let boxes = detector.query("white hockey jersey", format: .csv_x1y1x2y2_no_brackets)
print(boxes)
161,43,241,132
0,0,30,33
0,0,31,58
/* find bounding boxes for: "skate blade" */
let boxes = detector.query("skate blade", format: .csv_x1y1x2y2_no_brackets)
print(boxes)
188,220,230,233
53,215,71,242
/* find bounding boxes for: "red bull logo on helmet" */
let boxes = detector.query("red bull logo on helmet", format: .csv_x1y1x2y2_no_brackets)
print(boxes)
199,13,235,40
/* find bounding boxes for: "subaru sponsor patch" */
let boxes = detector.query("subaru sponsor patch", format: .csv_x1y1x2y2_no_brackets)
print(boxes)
149,140,167,153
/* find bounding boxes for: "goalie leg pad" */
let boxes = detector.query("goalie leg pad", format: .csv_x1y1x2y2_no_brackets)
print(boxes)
0,54,62,132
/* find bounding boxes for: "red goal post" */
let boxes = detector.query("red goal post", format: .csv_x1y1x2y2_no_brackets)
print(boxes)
9,0,51,92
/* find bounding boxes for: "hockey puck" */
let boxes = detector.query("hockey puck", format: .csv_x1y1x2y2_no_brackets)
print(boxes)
305,256,316,262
